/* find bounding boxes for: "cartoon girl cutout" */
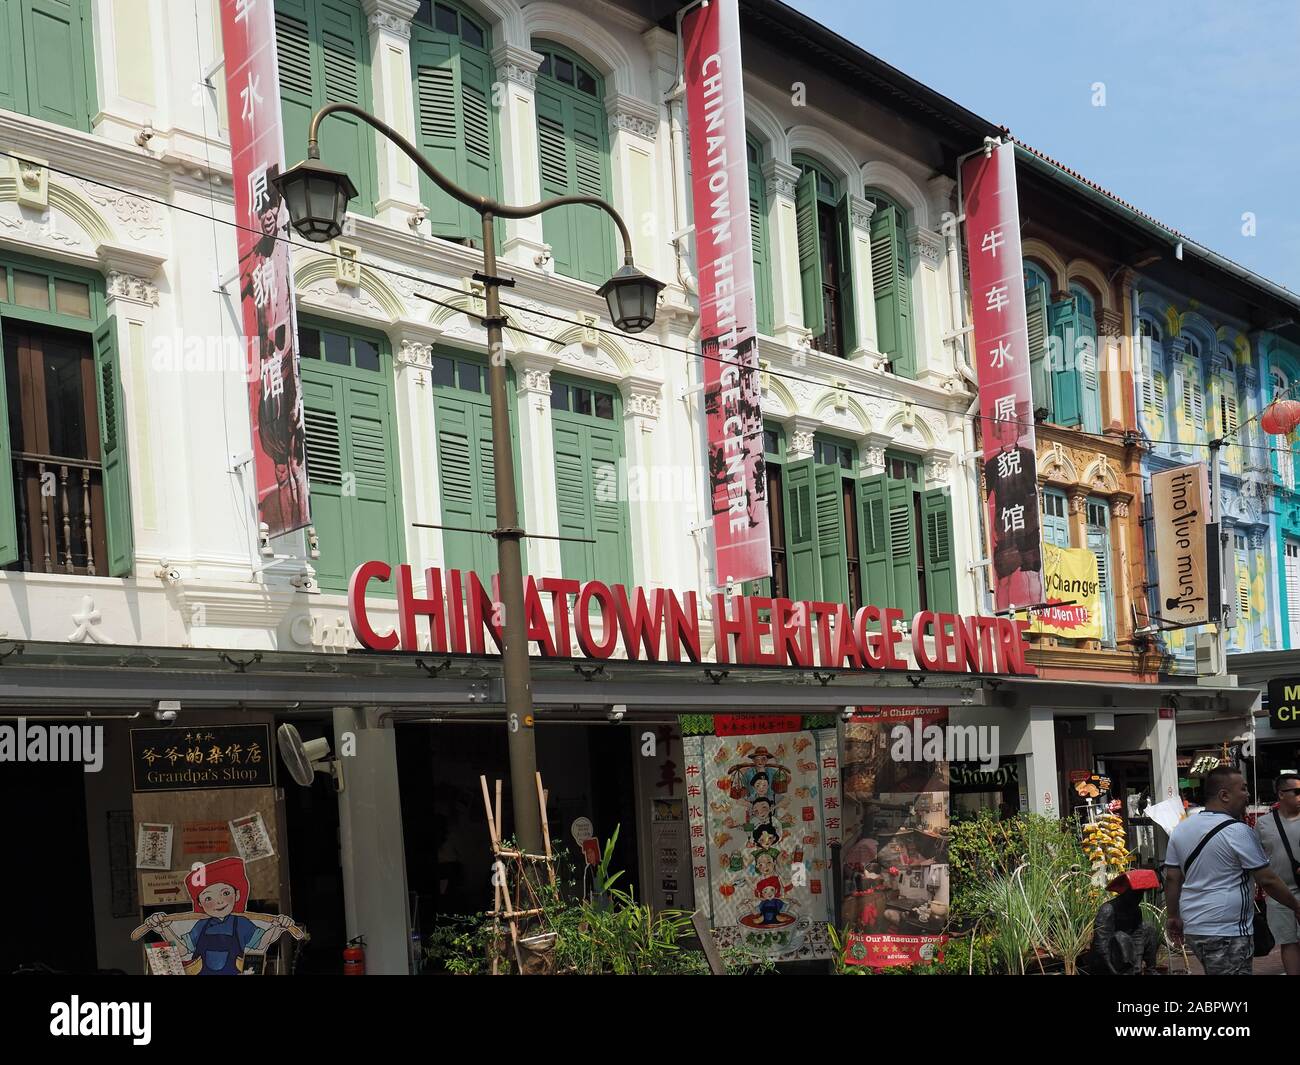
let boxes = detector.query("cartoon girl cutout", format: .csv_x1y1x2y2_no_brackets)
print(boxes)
141,857,295,975
728,746,791,801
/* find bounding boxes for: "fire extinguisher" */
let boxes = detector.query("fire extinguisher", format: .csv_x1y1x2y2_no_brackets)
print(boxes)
343,936,366,976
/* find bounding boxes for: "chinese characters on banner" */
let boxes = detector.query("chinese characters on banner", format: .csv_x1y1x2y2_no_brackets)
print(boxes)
219,0,311,537
682,728,836,961
682,0,771,586
840,707,950,968
962,142,1042,612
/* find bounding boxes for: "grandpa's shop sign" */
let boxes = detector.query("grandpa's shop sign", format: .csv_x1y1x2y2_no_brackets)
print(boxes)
347,562,1035,676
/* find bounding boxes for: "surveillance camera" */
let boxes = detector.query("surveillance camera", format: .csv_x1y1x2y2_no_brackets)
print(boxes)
607,704,627,723
154,562,181,585
841,706,856,723
155,699,181,723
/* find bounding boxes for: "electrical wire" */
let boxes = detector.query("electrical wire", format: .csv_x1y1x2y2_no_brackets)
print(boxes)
5,146,1299,459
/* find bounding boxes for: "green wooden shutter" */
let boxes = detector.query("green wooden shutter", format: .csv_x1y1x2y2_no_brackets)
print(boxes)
411,28,497,242
1078,308,1100,432
0,2,30,118
887,478,919,618
871,202,914,377
552,415,629,586
835,193,857,355
302,371,348,589
1050,296,1082,426
783,457,820,600
857,473,891,605
22,0,92,131
921,487,957,613
1025,282,1051,418
749,152,774,336
553,420,588,580
814,463,849,604
795,170,824,338
0,325,17,566
433,395,479,575
276,0,376,216
93,316,134,576
588,422,628,585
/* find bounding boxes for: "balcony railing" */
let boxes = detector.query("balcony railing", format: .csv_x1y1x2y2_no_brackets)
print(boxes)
10,452,106,576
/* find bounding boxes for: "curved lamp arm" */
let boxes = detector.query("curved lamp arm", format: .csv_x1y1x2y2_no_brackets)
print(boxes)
307,102,635,263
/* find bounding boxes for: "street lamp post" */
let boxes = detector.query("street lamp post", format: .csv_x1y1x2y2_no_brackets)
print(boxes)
275,103,663,854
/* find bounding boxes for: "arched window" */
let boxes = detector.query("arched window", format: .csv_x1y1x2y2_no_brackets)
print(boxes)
1139,316,1166,426
411,0,498,245
793,154,854,360
866,190,915,377
533,40,615,287
1023,261,1052,417
748,139,774,336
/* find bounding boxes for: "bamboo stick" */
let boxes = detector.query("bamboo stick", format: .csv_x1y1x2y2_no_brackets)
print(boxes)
495,779,502,846
479,775,498,848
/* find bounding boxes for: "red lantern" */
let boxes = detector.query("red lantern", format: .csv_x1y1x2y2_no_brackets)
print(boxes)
1262,399,1300,436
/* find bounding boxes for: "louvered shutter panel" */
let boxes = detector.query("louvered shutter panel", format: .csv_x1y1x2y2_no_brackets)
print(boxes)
553,422,591,581
857,474,891,605
814,463,848,604
93,317,134,576
0,2,28,117
1086,517,1111,645
317,0,376,215
1287,545,1300,647
1025,282,1051,418
835,193,857,355
302,370,347,589
434,395,480,576
795,171,824,338
22,0,92,130
871,202,914,376
1050,296,1082,426
569,97,615,286
887,478,919,618
459,49,495,202
343,377,402,571
275,4,315,182
1078,310,1100,432
783,458,820,601
0,324,18,566
921,487,957,613
413,35,461,235
535,84,576,277
588,422,630,586
1236,550,1249,640
749,152,774,336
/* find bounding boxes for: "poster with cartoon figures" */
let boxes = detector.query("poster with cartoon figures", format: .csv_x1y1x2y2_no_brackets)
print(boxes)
839,707,950,968
683,728,835,961
130,857,303,974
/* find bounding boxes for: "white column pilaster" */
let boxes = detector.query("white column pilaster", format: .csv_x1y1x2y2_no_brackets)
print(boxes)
362,0,423,228
393,322,440,572
623,379,664,587
493,44,547,267
1023,707,1061,815
908,224,946,380
762,158,807,350
513,351,561,578
845,194,877,362
606,92,663,279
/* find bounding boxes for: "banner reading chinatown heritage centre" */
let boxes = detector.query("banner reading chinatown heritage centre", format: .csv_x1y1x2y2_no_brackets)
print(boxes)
683,0,771,587
962,142,1041,613
220,0,311,537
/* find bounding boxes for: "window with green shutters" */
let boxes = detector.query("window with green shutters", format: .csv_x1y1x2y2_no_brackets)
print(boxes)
793,157,854,358
0,255,132,576
1045,285,1100,431
1086,497,1114,646
533,42,615,287
411,2,498,245
1040,488,1070,548
430,350,524,588
298,321,403,592
747,140,775,337
1024,262,1052,419
550,378,630,586
868,191,914,377
275,0,379,217
1,0,95,131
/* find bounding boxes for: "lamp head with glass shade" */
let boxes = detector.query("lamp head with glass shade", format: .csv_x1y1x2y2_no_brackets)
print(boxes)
272,155,358,244
598,263,665,333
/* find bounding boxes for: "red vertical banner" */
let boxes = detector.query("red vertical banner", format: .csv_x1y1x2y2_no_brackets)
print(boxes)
962,142,1041,612
220,0,310,538
682,0,771,587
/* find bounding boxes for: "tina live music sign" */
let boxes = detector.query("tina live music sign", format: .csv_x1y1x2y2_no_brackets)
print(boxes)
347,562,1037,676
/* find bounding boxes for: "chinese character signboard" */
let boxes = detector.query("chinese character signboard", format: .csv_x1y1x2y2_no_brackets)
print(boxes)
220,0,310,537
1030,544,1102,640
963,142,1042,612
682,727,835,961
131,724,274,791
682,0,771,586
840,707,950,968
1151,463,1210,626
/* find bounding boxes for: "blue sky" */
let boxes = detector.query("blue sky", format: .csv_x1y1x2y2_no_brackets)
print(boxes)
788,0,1300,292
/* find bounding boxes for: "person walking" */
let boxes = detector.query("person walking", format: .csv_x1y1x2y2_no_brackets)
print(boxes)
1256,773,1300,974
1163,765,1300,974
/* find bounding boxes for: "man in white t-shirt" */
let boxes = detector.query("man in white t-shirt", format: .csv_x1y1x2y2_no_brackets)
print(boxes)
1256,773,1300,974
1164,766,1300,974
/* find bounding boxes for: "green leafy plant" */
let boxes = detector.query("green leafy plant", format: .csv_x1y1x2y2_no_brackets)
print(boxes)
678,714,715,736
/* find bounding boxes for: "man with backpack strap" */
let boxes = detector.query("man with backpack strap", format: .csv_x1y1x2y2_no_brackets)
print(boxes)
1163,765,1300,974
1255,772,1300,975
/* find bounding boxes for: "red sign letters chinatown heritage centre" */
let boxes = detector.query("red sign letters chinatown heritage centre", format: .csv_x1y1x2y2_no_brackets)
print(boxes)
347,563,1037,677
683,0,771,587
961,141,1043,614
220,0,311,538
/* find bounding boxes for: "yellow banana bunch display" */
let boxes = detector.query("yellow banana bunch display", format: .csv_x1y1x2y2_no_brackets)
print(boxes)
1081,813,1132,873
